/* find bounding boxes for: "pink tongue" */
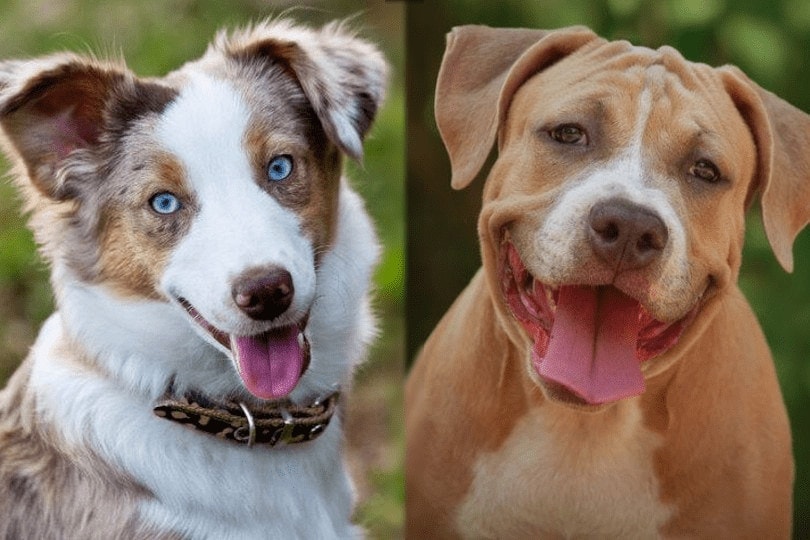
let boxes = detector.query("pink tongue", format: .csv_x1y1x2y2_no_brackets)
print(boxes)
534,286,645,405
231,327,303,400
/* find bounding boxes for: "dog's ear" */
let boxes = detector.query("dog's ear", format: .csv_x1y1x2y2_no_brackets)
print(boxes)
720,66,810,272
435,25,598,189
223,20,388,160
0,56,119,199
0,55,174,200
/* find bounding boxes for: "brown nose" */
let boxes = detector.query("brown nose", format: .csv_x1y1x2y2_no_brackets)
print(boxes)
588,198,668,271
232,267,294,321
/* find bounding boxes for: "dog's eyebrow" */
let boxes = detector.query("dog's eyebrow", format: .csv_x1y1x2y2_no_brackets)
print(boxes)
531,98,608,134
681,125,729,157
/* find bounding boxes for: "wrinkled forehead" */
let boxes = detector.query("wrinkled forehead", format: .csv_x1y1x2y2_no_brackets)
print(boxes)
509,40,749,143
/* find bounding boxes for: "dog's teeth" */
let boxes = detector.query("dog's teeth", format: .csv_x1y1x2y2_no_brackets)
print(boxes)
521,294,539,318
545,286,556,310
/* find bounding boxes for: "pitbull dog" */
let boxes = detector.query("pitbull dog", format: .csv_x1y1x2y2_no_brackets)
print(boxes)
406,25,810,538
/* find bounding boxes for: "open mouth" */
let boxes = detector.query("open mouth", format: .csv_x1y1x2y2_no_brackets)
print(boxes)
177,298,311,400
501,240,699,406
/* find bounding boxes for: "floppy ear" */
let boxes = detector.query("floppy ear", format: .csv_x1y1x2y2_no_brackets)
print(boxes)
0,56,124,199
222,20,388,160
435,25,599,189
0,55,174,200
720,66,810,272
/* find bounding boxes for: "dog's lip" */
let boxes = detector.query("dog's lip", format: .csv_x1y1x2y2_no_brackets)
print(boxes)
499,239,701,364
175,296,309,345
176,297,231,349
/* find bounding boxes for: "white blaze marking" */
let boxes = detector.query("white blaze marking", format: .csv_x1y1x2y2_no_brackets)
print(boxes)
532,87,689,308
155,73,315,335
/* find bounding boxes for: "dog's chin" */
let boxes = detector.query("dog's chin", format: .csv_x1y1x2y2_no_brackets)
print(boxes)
500,239,704,408
173,296,311,401
534,378,614,412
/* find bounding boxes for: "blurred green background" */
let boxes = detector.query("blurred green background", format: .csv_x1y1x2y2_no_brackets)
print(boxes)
0,0,403,537
406,1,810,536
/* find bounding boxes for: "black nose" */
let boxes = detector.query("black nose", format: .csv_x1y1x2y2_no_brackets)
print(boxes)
232,267,294,321
588,198,668,272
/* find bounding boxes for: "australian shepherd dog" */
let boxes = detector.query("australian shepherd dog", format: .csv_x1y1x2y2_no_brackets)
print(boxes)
0,19,386,538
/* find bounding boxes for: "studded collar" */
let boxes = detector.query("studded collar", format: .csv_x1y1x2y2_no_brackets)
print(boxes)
153,389,339,447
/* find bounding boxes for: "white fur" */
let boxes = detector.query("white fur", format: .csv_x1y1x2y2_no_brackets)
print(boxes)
29,313,360,539
27,73,379,539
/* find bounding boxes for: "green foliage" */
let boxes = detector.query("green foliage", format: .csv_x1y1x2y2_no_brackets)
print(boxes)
350,84,406,305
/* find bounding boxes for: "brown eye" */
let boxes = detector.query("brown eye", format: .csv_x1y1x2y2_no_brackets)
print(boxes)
690,159,721,183
549,124,588,145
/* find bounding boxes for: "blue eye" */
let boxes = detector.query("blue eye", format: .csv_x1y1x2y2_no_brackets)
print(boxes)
150,192,181,214
267,155,293,182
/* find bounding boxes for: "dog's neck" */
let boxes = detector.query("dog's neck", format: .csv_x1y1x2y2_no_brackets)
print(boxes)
153,387,340,447
54,279,231,398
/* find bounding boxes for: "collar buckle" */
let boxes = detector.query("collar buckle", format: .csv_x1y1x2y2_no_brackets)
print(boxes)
235,402,257,447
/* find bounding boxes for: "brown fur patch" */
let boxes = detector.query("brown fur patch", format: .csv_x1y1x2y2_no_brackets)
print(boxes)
95,152,196,299
405,272,532,537
650,292,793,536
244,120,341,255
207,20,389,259
215,50,344,257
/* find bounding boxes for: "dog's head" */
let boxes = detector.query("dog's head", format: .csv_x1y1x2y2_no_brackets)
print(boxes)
435,25,810,408
0,20,386,400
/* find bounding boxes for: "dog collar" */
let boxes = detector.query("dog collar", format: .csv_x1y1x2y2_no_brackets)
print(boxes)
153,389,339,448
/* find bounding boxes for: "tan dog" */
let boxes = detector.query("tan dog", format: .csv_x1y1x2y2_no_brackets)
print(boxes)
406,25,810,538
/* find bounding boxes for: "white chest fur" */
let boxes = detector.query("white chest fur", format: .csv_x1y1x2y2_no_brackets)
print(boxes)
28,313,362,540
456,400,672,539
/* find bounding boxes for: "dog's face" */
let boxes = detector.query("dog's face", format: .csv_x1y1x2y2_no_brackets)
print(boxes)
490,44,754,407
0,21,386,400
435,26,810,408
